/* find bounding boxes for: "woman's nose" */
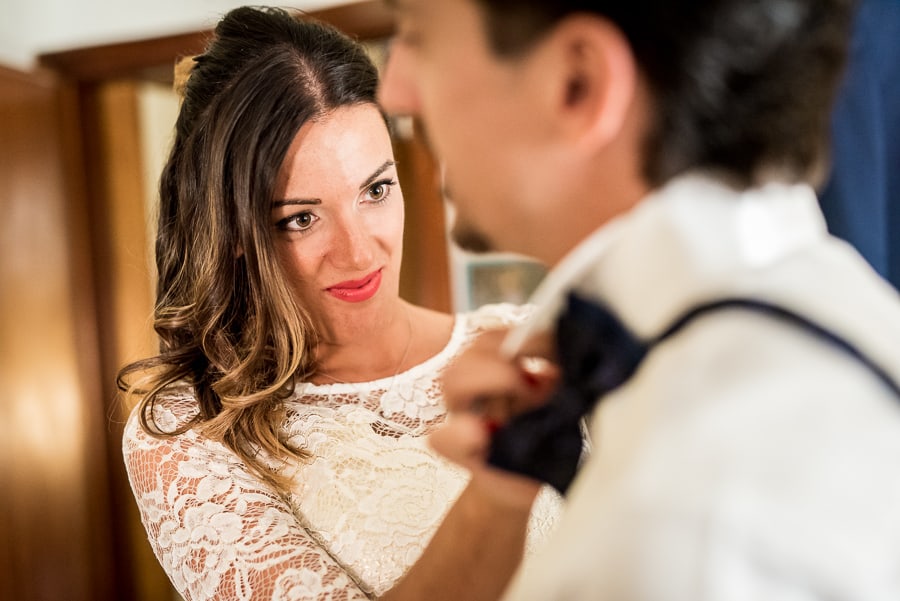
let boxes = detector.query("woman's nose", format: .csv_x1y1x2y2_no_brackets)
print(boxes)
378,41,421,116
331,217,376,270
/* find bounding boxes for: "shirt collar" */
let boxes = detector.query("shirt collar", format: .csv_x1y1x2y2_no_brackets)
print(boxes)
503,172,827,355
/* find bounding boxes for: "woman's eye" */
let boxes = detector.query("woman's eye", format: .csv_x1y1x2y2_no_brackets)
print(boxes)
368,179,396,203
278,211,317,232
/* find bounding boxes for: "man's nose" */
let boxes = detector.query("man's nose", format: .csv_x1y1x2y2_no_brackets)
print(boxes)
378,41,421,116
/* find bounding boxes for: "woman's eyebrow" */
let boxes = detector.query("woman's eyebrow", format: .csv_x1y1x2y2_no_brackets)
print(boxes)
271,198,322,209
271,160,396,208
359,160,396,190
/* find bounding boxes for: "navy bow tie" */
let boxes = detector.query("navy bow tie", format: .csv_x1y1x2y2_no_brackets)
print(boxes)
487,293,647,494
487,292,900,495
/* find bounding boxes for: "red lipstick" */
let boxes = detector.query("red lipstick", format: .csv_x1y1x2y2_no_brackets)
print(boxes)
326,269,383,302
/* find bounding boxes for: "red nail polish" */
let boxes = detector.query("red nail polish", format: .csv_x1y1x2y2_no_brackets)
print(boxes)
485,419,502,435
520,369,540,389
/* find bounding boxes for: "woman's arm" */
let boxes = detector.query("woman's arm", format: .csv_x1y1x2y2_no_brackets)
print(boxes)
380,328,555,601
380,469,540,601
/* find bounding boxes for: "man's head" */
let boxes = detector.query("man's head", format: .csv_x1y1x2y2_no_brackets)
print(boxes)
380,0,854,265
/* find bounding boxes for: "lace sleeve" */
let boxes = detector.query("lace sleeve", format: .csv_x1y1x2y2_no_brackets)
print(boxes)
464,302,536,333
123,409,371,601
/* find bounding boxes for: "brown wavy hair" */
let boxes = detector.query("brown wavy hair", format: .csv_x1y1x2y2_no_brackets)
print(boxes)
117,6,381,489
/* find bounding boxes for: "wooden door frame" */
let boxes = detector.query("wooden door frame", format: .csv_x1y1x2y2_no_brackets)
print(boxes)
0,62,113,601
39,2,396,83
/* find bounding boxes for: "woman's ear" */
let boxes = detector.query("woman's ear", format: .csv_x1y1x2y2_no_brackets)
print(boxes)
534,15,637,152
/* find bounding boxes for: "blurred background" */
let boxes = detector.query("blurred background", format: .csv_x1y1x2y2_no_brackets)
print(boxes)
0,1,547,599
0,0,350,71
3,0,896,599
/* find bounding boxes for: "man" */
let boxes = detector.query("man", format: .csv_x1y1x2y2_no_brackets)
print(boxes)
379,0,900,599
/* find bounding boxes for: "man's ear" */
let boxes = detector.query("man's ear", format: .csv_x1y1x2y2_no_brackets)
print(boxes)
532,15,637,151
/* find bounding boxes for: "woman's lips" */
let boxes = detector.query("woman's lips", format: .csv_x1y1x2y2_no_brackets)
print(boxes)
325,269,382,302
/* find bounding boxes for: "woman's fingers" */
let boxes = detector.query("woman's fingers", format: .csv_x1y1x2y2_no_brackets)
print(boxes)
429,412,490,469
429,413,542,509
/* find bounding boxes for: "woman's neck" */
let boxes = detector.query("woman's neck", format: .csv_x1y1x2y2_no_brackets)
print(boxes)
310,303,456,385
312,302,414,383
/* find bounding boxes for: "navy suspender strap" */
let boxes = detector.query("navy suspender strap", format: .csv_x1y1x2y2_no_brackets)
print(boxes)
654,298,900,398
488,293,900,494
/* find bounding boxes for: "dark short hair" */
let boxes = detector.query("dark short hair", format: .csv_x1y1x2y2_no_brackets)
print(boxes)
473,0,856,188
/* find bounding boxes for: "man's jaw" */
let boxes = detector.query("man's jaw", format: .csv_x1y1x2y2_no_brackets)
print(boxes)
451,218,495,254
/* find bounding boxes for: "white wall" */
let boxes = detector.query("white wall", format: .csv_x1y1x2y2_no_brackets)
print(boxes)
0,0,355,70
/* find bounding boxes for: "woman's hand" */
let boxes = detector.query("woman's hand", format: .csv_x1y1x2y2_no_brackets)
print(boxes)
432,329,559,508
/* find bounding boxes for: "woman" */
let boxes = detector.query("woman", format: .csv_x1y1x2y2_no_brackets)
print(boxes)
119,6,559,601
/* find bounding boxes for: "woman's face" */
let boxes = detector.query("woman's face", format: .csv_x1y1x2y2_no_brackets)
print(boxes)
271,103,405,342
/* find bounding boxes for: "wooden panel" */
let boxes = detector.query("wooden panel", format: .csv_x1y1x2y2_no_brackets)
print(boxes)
0,65,113,601
308,0,395,39
86,79,173,600
39,31,211,83
396,130,452,312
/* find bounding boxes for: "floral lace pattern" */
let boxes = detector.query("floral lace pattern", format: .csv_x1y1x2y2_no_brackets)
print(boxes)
124,304,562,600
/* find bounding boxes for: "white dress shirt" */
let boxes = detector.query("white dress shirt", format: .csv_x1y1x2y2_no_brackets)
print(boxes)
502,173,900,600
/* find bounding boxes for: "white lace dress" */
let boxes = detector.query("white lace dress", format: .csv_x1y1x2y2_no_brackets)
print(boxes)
123,303,562,600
